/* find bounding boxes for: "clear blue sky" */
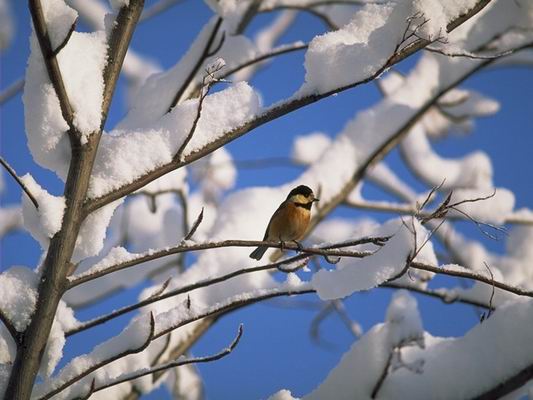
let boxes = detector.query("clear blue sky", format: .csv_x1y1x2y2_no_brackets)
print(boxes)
1,1,532,399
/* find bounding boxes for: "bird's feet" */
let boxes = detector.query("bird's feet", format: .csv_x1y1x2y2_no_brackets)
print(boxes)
292,240,303,251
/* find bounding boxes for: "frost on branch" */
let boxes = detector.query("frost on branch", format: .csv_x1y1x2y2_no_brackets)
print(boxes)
311,218,437,300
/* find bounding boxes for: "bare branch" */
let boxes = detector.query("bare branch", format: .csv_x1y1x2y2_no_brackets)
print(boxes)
344,199,533,225
410,261,533,298
91,324,243,395
37,313,155,400
184,207,204,241
0,156,39,209
371,347,394,398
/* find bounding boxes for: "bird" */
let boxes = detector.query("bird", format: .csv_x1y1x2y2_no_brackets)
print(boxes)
249,185,319,261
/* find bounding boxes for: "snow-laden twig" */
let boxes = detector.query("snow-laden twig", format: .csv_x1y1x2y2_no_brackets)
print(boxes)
90,324,243,395
0,156,39,209
29,0,78,141
0,306,19,343
68,237,382,289
37,313,155,400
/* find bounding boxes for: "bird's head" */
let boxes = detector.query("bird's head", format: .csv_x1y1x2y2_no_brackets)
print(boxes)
286,185,319,206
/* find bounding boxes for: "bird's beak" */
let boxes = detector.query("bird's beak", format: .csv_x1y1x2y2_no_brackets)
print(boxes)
313,198,320,202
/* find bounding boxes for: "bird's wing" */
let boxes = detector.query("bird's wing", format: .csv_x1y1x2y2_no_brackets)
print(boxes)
263,201,286,241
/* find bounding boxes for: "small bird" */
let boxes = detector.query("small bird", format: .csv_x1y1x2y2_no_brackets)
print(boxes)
249,185,319,261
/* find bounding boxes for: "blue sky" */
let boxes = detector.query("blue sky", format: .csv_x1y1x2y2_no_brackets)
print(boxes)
1,1,533,399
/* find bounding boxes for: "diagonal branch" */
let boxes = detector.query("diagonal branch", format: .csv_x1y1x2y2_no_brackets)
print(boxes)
85,0,494,215
167,17,223,112
37,313,155,400
0,156,39,209
90,324,243,395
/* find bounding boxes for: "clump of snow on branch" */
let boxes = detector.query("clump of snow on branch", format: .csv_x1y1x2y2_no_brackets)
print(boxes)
300,291,424,399
311,218,437,300
0,266,39,333
89,81,260,199
118,17,257,130
24,0,108,176
21,174,65,249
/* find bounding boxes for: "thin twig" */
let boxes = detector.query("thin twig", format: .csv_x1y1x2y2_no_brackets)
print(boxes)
184,207,204,241
51,19,77,56
0,156,39,209
410,261,533,298
91,324,243,394
167,17,223,111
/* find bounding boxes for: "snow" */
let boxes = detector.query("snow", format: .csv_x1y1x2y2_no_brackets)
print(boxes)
88,82,260,199
40,0,78,51
0,266,38,332
301,3,401,94
21,174,65,250
24,5,108,175
311,218,437,300
291,132,332,165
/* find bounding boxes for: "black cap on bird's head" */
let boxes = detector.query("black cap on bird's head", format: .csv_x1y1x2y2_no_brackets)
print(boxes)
287,185,314,199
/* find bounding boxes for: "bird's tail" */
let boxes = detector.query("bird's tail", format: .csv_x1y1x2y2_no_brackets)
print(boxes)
249,245,268,260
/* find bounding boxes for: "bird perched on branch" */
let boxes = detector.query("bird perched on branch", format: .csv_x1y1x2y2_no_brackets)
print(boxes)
249,185,319,260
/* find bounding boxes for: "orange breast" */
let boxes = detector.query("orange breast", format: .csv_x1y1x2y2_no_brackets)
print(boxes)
267,201,310,241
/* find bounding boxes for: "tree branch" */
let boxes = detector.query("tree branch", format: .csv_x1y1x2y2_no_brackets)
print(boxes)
0,156,39,209
84,0,494,215
37,313,155,400
67,237,381,289
66,238,383,336
91,324,243,395
410,261,533,298
167,17,223,112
